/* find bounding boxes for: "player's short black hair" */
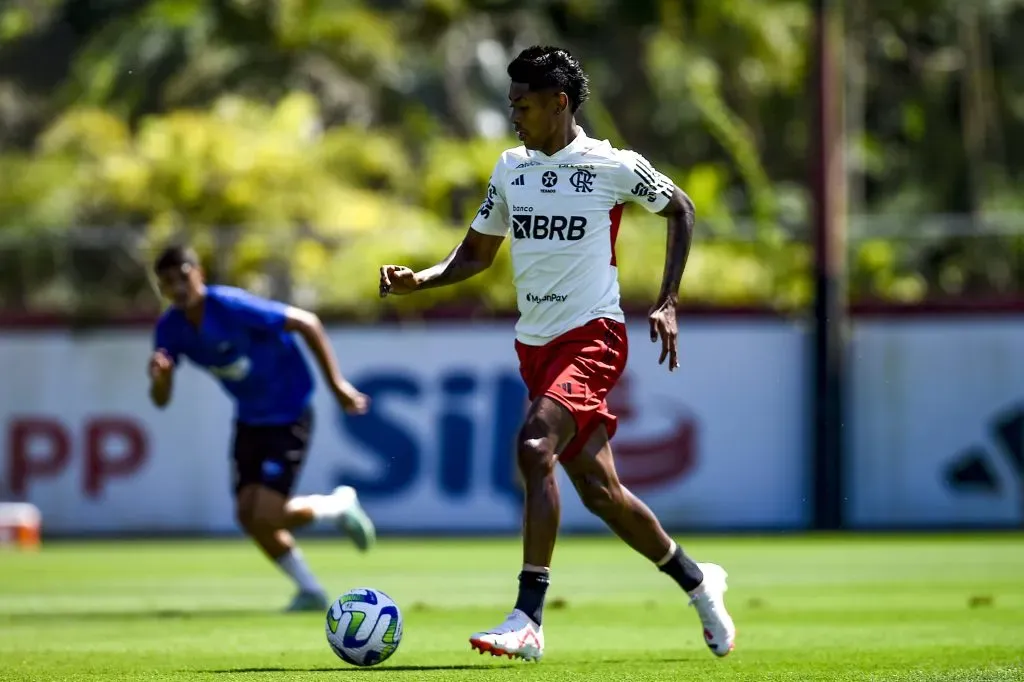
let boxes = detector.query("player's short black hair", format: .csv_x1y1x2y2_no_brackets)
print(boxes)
153,245,199,273
507,45,590,113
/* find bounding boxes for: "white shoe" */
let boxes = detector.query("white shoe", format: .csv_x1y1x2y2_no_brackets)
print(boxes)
330,486,376,552
469,609,544,661
689,563,736,657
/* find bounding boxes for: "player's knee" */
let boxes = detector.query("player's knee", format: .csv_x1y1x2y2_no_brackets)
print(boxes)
517,437,556,478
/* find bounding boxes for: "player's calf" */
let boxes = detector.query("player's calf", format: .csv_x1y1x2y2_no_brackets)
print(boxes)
562,432,736,657
564,450,672,562
235,485,329,609
573,471,623,518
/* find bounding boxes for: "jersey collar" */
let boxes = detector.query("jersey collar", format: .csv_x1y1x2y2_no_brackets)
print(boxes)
528,126,590,160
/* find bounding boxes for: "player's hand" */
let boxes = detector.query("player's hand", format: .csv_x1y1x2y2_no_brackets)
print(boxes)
149,349,174,382
333,381,370,415
379,265,418,297
648,300,679,371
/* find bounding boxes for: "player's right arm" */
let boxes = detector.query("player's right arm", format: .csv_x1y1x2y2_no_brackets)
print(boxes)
379,159,509,297
149,320,179,408
148,350,174,407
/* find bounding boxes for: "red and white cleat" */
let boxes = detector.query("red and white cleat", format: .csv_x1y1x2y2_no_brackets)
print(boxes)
469,609,544,662
689,562,737,657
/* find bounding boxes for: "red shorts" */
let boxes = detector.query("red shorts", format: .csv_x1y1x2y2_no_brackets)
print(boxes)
515,317,629,461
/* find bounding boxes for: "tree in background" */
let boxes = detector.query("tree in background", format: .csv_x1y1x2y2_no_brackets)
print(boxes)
1,0,1022,316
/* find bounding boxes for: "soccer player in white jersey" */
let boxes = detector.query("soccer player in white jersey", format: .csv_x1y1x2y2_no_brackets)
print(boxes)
378,45,735,661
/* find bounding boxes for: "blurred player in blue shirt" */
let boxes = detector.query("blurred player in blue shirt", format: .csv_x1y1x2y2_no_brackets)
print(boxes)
148,245,375,612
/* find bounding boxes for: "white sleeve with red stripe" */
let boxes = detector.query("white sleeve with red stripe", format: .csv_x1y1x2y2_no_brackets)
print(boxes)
615,149,674,213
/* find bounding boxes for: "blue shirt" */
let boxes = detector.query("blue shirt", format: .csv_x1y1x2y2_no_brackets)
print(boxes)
154,285,314,425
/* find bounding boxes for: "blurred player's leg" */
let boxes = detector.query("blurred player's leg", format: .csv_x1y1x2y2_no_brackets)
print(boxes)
271,408,376,550
235,484,328,611
232,408,369,611
285,486,376,551
562,425,736,657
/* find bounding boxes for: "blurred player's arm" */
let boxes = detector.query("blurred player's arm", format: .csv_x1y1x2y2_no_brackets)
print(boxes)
150,320,180,408
283,307,367,413
223,289,366,413
148,349,175,408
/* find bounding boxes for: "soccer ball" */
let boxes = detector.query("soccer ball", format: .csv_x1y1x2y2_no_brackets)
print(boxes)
325,587,403,667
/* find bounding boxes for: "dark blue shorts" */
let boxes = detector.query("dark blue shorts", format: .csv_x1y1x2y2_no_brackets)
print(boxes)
230,407,313,496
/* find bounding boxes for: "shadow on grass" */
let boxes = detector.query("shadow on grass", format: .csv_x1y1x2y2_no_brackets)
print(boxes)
201,664,508,673
0,608,278,623
200,657,697,674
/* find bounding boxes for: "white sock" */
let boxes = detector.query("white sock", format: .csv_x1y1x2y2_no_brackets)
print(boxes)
656,540,678,567
275,547,324,594
286,487,356,522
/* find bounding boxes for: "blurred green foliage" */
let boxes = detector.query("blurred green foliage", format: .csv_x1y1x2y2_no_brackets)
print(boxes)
1,0,1023,315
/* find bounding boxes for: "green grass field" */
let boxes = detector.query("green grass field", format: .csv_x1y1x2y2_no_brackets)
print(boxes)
1,534,1022,681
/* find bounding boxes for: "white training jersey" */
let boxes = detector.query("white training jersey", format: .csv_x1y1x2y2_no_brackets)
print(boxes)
471,127,675,346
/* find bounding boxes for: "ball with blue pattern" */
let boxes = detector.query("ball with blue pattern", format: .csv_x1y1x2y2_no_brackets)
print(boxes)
325,587,403,667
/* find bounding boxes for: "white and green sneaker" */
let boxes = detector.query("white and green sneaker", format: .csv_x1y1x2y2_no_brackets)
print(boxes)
331,486,376,552
285,590,329,613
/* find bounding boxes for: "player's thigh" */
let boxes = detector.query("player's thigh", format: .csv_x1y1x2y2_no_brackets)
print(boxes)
520,395,578,459
246,485,289,530
545,320,628,457
234,484,260,528
580,318,629,403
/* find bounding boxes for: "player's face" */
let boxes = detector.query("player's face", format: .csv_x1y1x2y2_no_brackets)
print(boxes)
509,82,562,150
156,263,204,309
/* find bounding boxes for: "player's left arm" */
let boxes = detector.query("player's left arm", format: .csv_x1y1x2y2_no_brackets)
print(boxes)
149,318,181,409
654,186,696,311
648,186,695,371
616,150,695,371
225,289,367,413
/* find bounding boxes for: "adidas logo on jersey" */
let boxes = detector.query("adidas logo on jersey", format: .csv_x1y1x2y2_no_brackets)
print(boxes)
511,174,525,186
512,214,587,241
